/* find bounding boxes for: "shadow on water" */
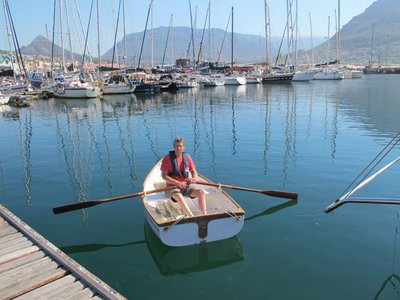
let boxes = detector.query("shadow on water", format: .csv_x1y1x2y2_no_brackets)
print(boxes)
374,274,400,299
61,221,244,276
60,239,146,254
374,213,400,299
245,198,298,222
59,181,296,276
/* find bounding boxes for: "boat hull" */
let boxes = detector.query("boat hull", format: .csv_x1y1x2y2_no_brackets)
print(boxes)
224,76,246,85
144,210,244,247
102,84,136,95
53,86,101,98
261,73,293,83
142,161,245,247
313,70,343,80
292,71,317,81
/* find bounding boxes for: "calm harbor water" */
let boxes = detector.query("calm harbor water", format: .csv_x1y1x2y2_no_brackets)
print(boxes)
1,75,400,299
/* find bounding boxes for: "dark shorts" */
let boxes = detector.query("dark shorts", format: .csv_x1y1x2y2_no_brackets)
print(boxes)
166,184,202,202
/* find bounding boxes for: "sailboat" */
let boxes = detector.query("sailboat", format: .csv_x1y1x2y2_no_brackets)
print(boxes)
101,74,136,95
223,7,246,85
0,92,10,105
313,15,343,80
52,0,101,99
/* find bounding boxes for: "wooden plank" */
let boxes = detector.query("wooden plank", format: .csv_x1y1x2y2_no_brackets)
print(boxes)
0,245,40,265
0,235,29,250
0,204,126,300
0,223,17,238
61,287,96,300
2,267,67,299
0,256,56,285
0,220,9,229
0,257,68,299
0,231,24,244
0,251,45,274
14,274,87,300
0,237,32,256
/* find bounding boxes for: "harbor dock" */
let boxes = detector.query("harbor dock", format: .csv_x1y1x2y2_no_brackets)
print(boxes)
0,204,125,300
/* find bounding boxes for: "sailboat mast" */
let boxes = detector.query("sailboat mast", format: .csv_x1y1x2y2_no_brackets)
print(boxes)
264,0,269,65
3,0,16,82
64,0,74,64
96,0,101,67
111,0,122,68
369,23,374,67
327,16,330,65
337,0,341,64
151,0,153,67
171,15,174,66
123,0,127,66
286,0,289,65
137,0,153,70
309,13,314,66
208,0,211,60
295,0,298,66
59,0,65,70
161,14,173,69
51,0,56,71
231,6,233,69
188,0,196,70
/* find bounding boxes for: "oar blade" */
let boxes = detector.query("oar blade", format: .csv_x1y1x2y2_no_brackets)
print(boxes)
261,190,299,200
52,186,177,215
53,201,100,214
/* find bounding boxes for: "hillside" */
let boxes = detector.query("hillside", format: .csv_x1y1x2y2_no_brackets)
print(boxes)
19,28,320,66
17,0,400,66
311,0,400,65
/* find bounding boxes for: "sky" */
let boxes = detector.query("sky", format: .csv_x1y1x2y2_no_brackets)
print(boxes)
1,0,376,55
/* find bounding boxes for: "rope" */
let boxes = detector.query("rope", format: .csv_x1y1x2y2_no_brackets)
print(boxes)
215,208,241,221
164,214,185,230
340,132,400,198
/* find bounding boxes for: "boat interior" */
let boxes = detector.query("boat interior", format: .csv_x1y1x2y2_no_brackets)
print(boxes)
143,180,244,226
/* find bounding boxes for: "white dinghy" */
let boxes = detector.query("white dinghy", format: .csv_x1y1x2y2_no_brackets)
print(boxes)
142,160,245,247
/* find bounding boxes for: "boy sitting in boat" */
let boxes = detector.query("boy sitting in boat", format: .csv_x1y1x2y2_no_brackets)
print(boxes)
161,136,206,216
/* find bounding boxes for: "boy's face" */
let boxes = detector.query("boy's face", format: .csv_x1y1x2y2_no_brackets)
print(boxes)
174,141,185,156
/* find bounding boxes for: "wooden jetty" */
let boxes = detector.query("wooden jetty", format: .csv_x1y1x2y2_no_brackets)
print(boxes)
0,204,126,300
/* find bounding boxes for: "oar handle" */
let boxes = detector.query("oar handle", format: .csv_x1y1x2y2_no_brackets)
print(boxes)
53,186,177,215
197,182,298,200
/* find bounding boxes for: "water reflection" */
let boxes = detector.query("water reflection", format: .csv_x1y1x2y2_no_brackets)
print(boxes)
103,95,139,185
144,222,243,276
19,109,33,205
2,79,399,211
374,274,400,299
60,221,244,277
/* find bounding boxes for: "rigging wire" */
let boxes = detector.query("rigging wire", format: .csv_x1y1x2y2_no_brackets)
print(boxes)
339,131,400,198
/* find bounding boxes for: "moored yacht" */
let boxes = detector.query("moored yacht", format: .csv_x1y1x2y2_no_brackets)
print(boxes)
313,69,343,80
224,75,246,85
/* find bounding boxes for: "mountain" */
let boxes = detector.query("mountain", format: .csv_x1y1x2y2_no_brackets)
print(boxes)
102,26,318,66
20,35,83,62
17,0,400,66
310,0,400,65
19,29,321,66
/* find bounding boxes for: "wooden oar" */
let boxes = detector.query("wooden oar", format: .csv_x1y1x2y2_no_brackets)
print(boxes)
53,186,177,215
197,182,298,200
